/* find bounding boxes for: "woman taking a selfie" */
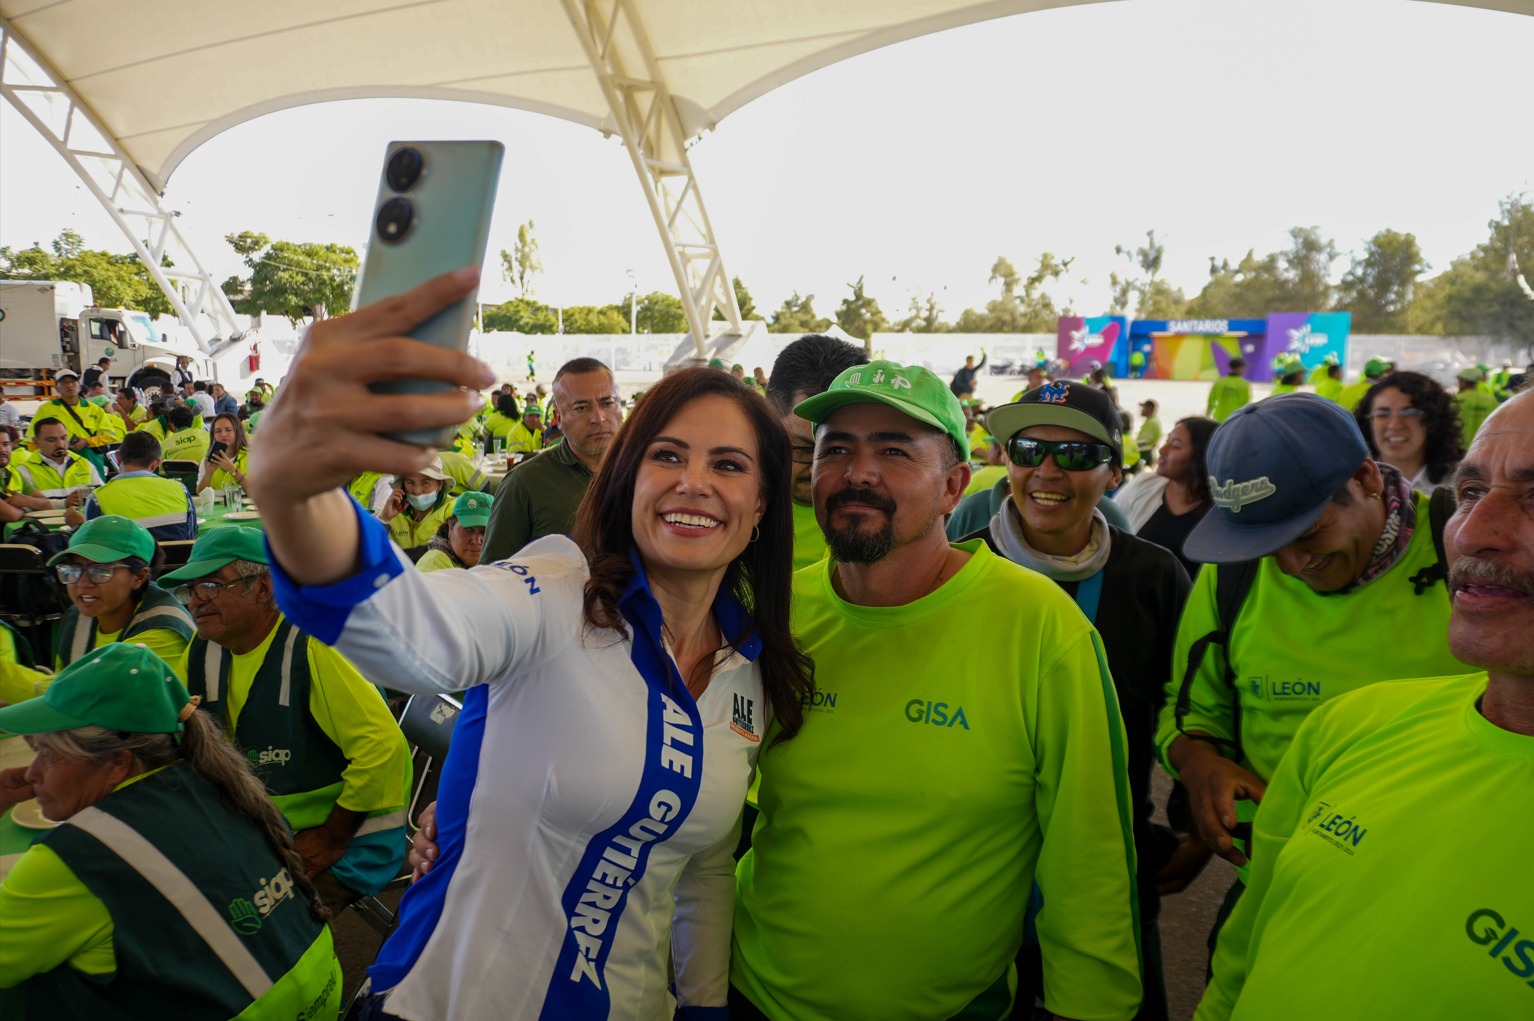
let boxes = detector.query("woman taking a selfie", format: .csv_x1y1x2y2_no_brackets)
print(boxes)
195,412,251,494
246,270,813,1021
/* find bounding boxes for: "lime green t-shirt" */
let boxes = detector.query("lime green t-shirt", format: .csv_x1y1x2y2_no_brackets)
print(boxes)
732,543,1142,1021
1314,378,1344,403
1157,493,1468,786
1207,375,1252,422
0,625,49,705
1454,387,1499,449
790,499,828,573
1197,673,1534,1020
963,463,1008,498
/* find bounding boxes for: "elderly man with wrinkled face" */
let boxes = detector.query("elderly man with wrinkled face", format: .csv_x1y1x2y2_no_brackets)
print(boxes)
1196,389,1534,1020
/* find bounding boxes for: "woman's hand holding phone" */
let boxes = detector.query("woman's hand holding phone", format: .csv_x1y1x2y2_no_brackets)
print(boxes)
245,268,494,588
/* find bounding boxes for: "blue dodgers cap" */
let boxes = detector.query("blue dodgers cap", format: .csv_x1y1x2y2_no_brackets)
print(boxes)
1184,393,1369,564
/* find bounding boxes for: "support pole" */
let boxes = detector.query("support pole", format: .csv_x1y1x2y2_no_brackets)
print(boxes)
561,0,742,360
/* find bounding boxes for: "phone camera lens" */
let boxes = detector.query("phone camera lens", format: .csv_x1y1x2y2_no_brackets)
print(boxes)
386,147,424,191
375,197,414,243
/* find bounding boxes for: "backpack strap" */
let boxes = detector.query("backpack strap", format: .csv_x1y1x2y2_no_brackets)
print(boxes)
1173,558,1260,759
1408,487,1456,595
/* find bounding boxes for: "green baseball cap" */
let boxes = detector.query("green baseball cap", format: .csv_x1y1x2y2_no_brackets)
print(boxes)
1458,366,1485,382
0,643,190,736
522,402,542,418
707,358,725,369
1364,357,1391,377
47,515,155,567
159,526,269,583
452,490,495,528
794,360,968,457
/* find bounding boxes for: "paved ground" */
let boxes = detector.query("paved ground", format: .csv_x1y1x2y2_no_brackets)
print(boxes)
331,769,1229,1019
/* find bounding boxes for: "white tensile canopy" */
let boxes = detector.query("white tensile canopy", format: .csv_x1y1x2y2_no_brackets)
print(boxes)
1,0,1528,352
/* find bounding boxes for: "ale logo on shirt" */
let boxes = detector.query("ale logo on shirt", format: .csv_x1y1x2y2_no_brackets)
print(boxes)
1305,801,1368,855
731,693,760,742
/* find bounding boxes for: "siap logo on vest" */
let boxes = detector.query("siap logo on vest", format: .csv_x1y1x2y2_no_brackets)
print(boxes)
905,699,969,730
248,745,292,768
731,693,760,742
227,868,298,935
1305,801,1368,856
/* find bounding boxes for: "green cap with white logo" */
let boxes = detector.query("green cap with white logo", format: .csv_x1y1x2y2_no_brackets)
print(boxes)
47,515,155,568
794,360,968,458
0,643,191,736
452,490,495,528
159,525,268,583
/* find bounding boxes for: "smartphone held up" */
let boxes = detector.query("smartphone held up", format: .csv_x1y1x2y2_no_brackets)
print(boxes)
355,140,504,447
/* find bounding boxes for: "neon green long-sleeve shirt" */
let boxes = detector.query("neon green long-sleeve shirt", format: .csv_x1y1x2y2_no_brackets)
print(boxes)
733,543,1142,1021
1156,497,1467,786
1197,673,1534,1020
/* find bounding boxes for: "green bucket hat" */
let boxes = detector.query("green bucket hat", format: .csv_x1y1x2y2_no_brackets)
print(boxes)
452,490,495,528
793,360,968,458
0,643,190,736
159,526,269,583
47,515,155,567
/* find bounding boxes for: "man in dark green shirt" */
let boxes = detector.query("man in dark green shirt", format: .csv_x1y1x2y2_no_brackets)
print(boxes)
480,358,622,561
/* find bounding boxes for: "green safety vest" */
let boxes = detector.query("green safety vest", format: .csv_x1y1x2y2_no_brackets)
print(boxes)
185,620,352,832
56,584,194,668
161,427,210,462
23,763,341,1020
386,499,453,551
92,473,194,532
15,451,95,493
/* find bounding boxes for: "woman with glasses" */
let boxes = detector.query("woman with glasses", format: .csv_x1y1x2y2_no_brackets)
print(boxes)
1353,370,1464,497
1112,415,1219,579
48,515,194,678
195,412,251,494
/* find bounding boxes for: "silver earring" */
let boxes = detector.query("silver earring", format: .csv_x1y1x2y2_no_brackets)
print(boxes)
751,525,761,543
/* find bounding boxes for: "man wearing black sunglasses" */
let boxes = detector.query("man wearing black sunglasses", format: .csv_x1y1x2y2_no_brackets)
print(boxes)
969,382,1195,1021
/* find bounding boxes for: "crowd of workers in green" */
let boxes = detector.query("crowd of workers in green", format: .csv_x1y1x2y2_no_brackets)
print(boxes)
0,278,1530,1021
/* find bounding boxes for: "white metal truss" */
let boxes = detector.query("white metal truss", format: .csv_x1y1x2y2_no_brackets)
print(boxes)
561,0,742,359
0,16,245,352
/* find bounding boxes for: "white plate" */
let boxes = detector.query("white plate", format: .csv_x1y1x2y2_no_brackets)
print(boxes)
9,799,60,830
224,510,262,521
25,509,67,520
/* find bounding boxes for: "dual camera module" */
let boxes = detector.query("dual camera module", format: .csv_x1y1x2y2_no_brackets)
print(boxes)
375,147,425,244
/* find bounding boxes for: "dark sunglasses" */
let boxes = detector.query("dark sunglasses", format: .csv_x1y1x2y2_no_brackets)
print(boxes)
1006,437,1114,471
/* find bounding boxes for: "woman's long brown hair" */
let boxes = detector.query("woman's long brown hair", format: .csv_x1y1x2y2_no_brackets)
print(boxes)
571,368,814,746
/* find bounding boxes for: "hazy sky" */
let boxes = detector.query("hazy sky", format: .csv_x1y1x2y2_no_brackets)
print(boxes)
2,0,1531,323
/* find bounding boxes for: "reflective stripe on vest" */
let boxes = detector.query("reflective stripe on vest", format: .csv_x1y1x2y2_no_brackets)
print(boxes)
67,806,275,1000
62,596,194,667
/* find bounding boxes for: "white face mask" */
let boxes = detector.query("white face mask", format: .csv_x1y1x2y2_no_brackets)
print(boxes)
407,491,438,512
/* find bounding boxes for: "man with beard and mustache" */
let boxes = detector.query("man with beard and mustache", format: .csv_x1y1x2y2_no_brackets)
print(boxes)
730,361,1142,1021
1196,389,1534,1020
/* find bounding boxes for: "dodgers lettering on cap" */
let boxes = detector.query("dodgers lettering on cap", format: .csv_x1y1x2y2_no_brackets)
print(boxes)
1209,475,1278,513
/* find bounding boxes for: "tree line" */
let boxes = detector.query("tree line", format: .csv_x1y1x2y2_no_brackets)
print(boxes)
3,196,1528,341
